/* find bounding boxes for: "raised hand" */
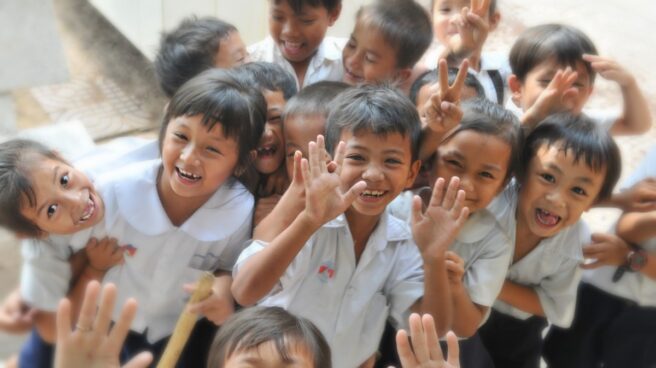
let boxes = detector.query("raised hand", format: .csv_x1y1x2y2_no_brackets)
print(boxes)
581,233,631,269
583,54,635,87
412,177,469,260
55,281,152,368
85,237,125,273
614,178,656,212
300,135,366,228
397,313,460,368
421,59,469,134
522,67,579,127
447,0,491,60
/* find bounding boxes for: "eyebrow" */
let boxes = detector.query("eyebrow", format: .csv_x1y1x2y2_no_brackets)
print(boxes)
545,163,563,175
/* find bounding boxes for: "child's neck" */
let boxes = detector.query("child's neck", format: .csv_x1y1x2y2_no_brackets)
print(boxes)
287,55,313,87
156,170,213,227
513,206,543,263
345,207,381,264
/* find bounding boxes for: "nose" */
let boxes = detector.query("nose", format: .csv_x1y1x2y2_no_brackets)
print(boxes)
179,143,198,164
545,190,566,208
362,163,384,182
346,50,362,71
281,20,300,39
459,175,474,194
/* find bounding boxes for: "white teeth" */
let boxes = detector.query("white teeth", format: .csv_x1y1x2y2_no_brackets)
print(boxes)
362,190,385,197
178,168,201,180
285,41,302,49
79,198,94,222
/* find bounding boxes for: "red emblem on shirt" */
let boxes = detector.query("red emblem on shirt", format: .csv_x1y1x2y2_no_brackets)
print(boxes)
121,244,137,257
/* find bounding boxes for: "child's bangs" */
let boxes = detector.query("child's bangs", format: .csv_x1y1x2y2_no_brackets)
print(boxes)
274,0,340,13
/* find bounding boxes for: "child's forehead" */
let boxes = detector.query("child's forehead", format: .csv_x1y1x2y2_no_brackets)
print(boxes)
534,142,605,176
535,58,591,78
434,0,470,9
340,129,411,150
271,0,329,15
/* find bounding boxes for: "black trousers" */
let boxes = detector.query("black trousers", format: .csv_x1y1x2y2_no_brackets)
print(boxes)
543,282,656,368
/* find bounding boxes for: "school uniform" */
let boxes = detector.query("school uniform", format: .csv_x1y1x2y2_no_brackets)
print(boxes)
419,43,511,104
543,145,656,368
505,98,618,131
235,210,424,368
475,185,590,368
248,36,346,89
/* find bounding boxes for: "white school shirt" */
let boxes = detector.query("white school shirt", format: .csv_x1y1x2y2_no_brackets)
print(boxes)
505,98,618,131
389,191,512,312
19,140,158,313
235,211,424,368
487,185,590,328
419,43,511,105
95,159,253,342
583,145,656,306
248,36,346,89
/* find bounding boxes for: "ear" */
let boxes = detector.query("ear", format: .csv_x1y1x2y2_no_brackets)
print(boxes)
488,11,501,32
405,159,422,189
395,68,413,85
508,74,523,105
328,3,342,26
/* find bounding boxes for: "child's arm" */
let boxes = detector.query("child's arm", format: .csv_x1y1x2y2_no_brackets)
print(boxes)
520,67,579,130
186,271,234,325
445,252,488,337
496,280,545,316
253,194,282,227
397,313,460,368
232,137,366,306
583,54,652,136
596,177,656,212
411,177,469,336
419,59,468,162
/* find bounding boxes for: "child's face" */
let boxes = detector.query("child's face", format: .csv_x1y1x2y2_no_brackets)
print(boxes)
214,31,249,68
517,143,605,239
223,340,315,367
256,90,287,175
433,130,511,213
342,20,407,85
511,58,593,115
284,113,326,179
339,130,420,217
268,0,340,64
160,114,240,200
432,0,499,47
19,157,104,236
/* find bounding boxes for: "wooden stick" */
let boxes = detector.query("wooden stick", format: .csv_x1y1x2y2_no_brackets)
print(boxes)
156,272,215,368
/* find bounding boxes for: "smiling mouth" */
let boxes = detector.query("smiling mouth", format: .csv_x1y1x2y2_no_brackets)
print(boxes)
360,189,387,199
535,208,561,227
176,167,202,182
257,145,278,159
344,67,364,83
78,195,95,223
282,40,304,55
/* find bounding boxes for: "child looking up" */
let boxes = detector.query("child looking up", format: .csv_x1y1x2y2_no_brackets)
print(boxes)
508,24,651,135
155,16,249,98
475,114,621,368
232,85,469,367
250,0,343,89
341,0,432,90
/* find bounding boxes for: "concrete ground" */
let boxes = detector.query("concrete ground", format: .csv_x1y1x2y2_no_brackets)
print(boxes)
0,0,655,362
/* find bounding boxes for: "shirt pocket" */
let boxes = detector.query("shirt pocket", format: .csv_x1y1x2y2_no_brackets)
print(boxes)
187,242,224,271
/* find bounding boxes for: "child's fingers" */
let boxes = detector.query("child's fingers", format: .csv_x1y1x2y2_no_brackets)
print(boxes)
442,177,461,210
316,135,327,174
582,53,605,63
75,280,100,334
395,329,417,366
438,58,449,93
580,260,603,270
429,178,447,209
308,141,321,178
342,180,367,206
106,298,138,356
421,314,444,362
300,158,311,191
456,206,470,229
92,284,117,339
123,351,153,368
451,189,467,218
445,331,460,366
449,59,470,99
477,0,491,16
409,313,430,362
55,298,72,342
411,195,424,225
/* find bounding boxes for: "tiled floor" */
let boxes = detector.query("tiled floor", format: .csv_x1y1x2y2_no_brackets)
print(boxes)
1,0,655,362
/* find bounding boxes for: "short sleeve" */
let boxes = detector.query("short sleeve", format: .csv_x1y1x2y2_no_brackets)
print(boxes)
213,214,253,272
534,257,582,327
464,231,513,308
384,240,424,330
20,239,73,312
622,145,656,189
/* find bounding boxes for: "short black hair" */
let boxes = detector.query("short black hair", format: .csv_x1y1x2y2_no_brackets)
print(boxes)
509,24,598,83
273,0,341,13
0,139,63,237
283,81,350,121
235,62,298,100
154,16,238,98
409,67,485,105
443,98,523,183
518,113,621,201
159,69,266,187
325,84,421,161
431,0,497,18
356,0,432,69
207,306,332,368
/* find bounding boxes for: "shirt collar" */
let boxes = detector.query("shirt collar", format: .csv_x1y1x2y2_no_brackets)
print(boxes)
323,210,412,252
456,210,498,244
110,159,253,242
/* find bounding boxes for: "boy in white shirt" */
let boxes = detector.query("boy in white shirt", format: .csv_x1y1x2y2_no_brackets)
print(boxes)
232,85,469,367
249,0,343,89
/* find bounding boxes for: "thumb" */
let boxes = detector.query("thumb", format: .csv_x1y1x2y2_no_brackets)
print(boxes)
342,181,367,205
123,351,154,368
411,195,423,226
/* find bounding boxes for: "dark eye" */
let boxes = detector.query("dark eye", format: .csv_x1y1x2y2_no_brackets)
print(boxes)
173,132,188,141
572,186,587,196
60,174,70,187
540,173,555,183
268,116,282,124
347,154,365,162
47,204,58,218
446,159,463,169
386,158,402,165
480,171,494,179
439,7,451,13
300,18,315,25
206,146,221,155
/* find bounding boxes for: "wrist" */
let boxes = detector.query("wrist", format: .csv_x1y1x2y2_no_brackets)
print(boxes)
625,244,648,272
296,211,323,232
83,264,107,278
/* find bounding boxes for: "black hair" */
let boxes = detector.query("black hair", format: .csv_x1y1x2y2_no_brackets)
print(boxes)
273,0,341,13
159,68,266,187
518,113,621,201
441,98,523,183
430,0,497,18
409,67,485,105
283,81,350,121
325,84,421,161
207,306,332,368
154,16,239,98
235,62,298,101
0,139,64,237
356,0,433,69
509,24,598,83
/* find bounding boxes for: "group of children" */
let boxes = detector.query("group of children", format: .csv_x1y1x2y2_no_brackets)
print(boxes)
0,0,654,367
